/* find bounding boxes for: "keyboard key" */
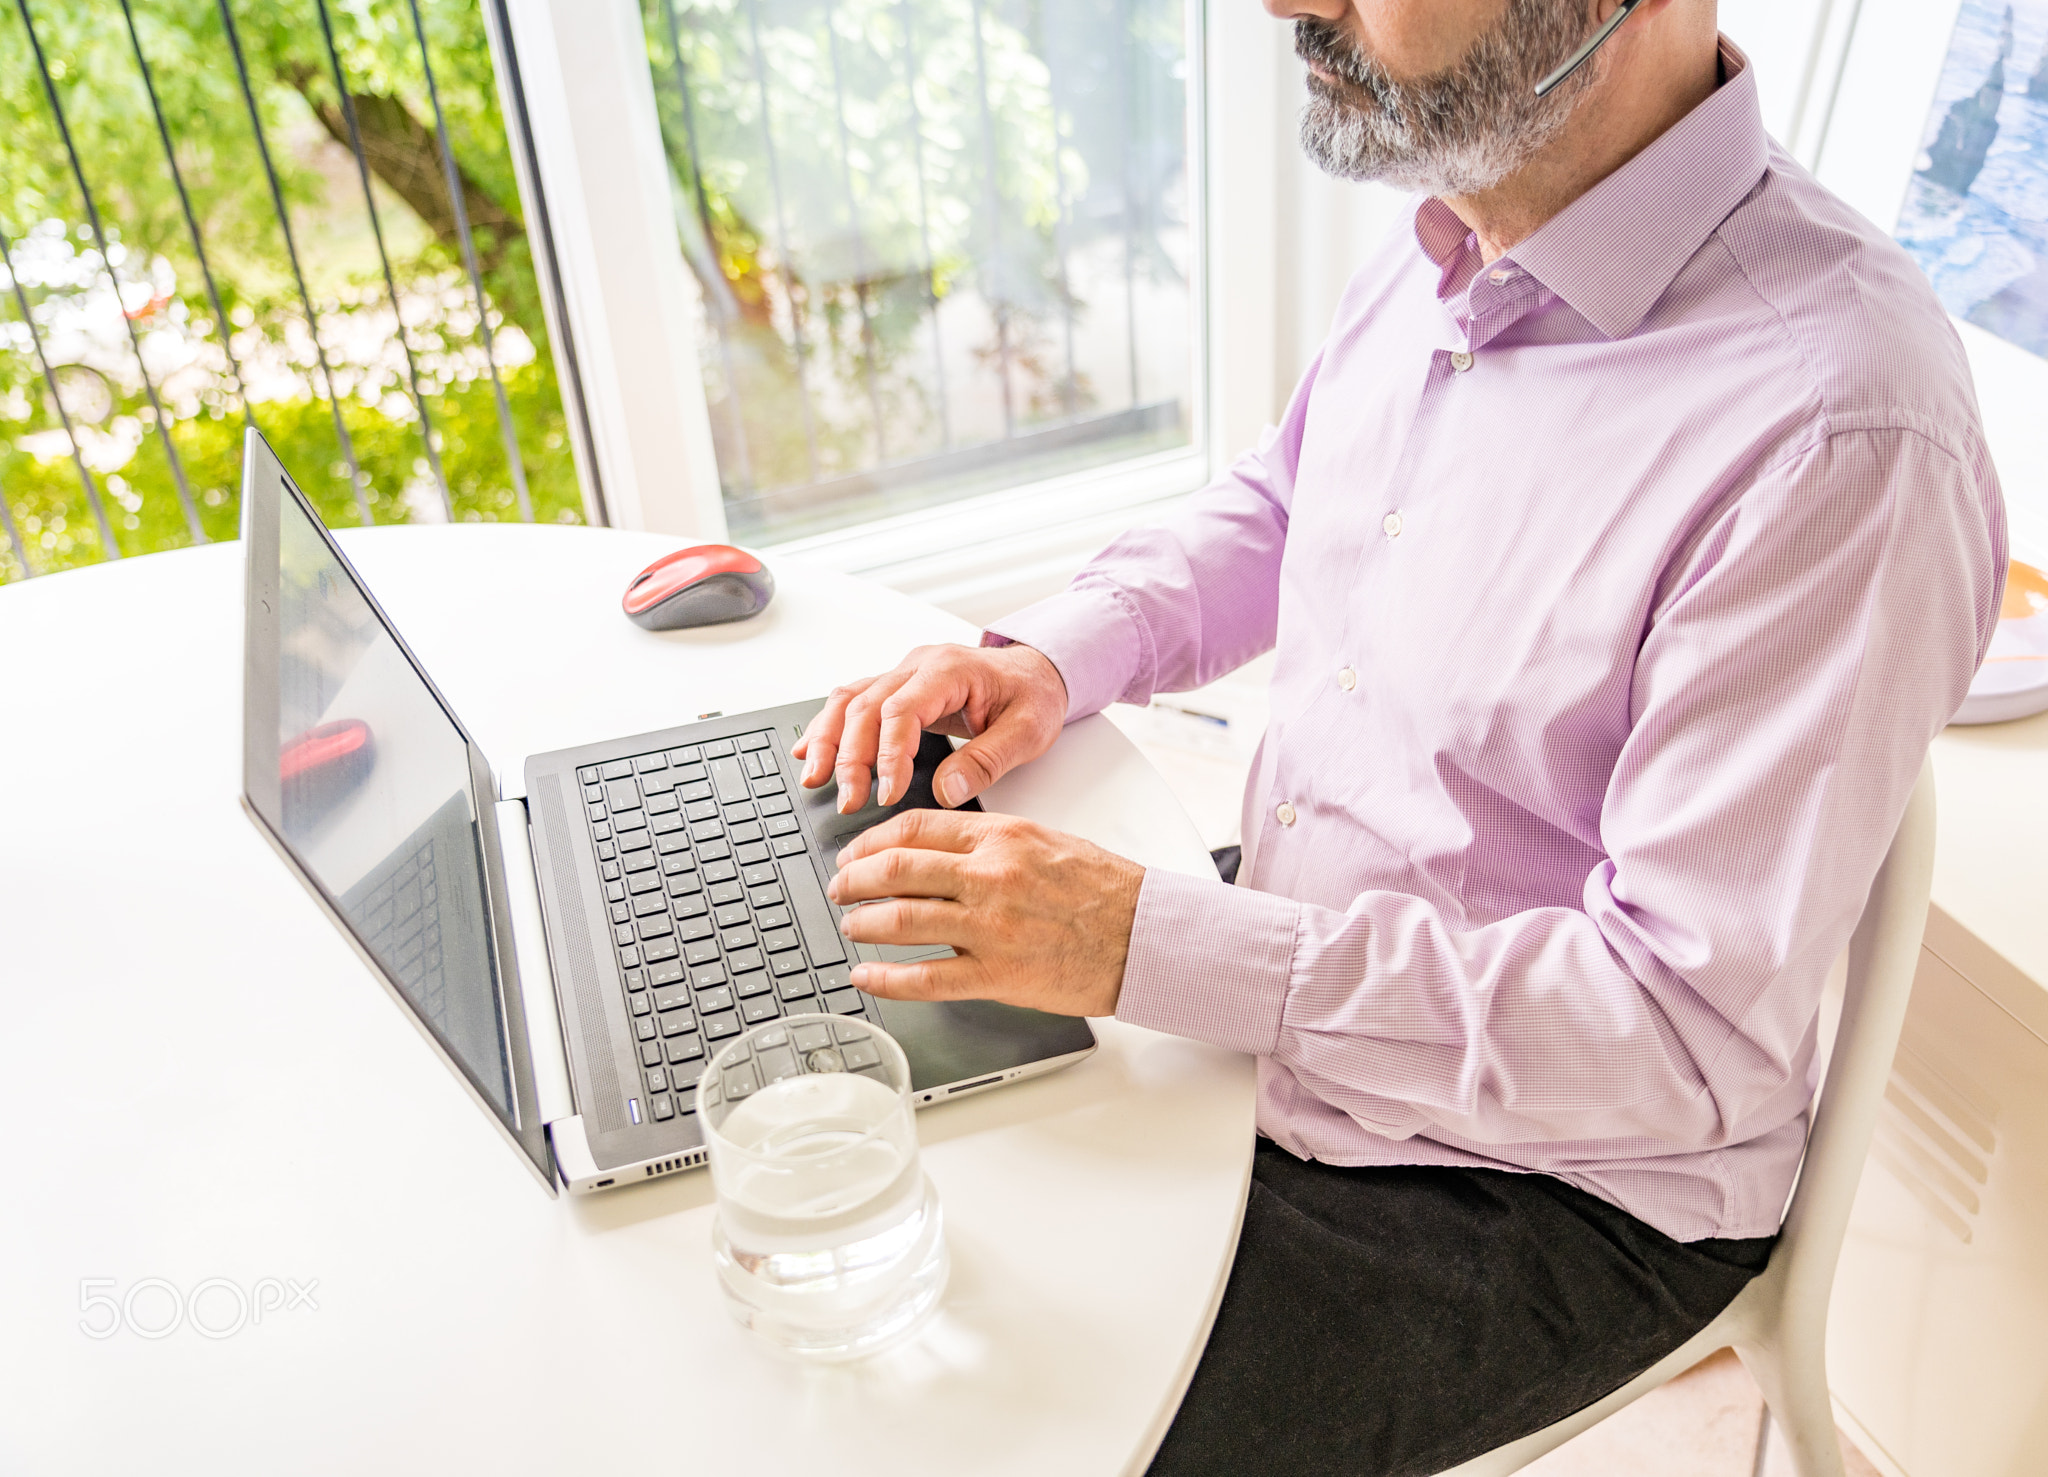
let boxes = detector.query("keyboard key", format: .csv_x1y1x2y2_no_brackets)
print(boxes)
655,832,690,855
703,738,738,759
606,780,641,810
741,995,780,1024
645,1067,668,1093
642,938,679,962
619,945,641,967
753,776,788,800
622,968,648,992
684,798,719,823
738,731,772,751
729,822,765,845
623,847,658,873
591,823,613,842
605,880,626,903
600,760,633,780
761,926,799,953
692,966,729,994
675,894,710,920
635,752,668,773
651,1094,675,1121
659,1009,695,1038
813,964,852,994
678,779,713,802
734,969,772,997
578,765,600,784
777,973,816,1002
832,1020,869,1043
771,949,809,977
722,800,757,823
683,939,720,965
637,914,674,939
709,755,750,804
722,926,757,951
765,814,801,837
748,883,785,908
824,989,865,1015
632,891,667,916
653,984,692,1012
618,830,654,853
630,993,652,1017
678,921,715,948
728,947,765,975
771,835,808,858
601,861,622,882
646,792,680,815
634,1016,656,1042
708,881,745,907
640,1041,664,1067
628,869,664,895
666,746,702,767
689,820,724,843
609,902,631,926
702,859,738,883
722,1062,759,1098
649,958,685,986
698,839,733,862
840,1039,881,1071
713,902,749,928
613,810,647,833
670,1057,706,1088
586,802,607,824
755,906,794,932
792,1022,833,1051
742,750,770,779
650,813,685,838
639,770,677,795
703,1011,741,1040
664,858,701,885
596,842,617,862
736,842,772,866
613,924,636,948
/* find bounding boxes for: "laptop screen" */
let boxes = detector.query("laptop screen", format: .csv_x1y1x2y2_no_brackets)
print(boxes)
258,481,514,1122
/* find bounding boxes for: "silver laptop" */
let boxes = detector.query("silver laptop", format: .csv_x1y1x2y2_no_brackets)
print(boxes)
237,430,1096,1196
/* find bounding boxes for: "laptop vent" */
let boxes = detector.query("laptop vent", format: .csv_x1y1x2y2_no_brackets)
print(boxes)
534,772,627,1133
643,1149,707,1178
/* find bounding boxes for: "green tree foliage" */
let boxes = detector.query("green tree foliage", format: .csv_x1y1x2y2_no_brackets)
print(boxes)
0,0,581,584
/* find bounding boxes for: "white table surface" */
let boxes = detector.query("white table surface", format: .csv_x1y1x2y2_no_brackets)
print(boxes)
0,525,1256,1476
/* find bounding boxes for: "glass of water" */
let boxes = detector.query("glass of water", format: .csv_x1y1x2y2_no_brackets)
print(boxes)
696,1013,949,1361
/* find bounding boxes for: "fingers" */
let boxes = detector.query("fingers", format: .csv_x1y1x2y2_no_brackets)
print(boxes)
835,808,993,866
872,665,975,808
932,704,1038,808
828,844,974,907
851,956,980,1002
795,679,875,789
838,896,969,951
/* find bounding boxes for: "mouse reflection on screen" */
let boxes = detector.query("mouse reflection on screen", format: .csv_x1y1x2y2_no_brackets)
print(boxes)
622,545,776,631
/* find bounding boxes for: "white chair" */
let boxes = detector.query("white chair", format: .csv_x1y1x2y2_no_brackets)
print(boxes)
1436,758,1936,1477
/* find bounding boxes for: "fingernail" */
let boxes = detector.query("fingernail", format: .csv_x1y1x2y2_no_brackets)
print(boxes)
850,965,871,989
826,876,841,902
938,772,970,808
839,914,853,936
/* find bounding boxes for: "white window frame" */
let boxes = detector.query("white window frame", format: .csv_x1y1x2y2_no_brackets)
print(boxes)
500,0,1283,620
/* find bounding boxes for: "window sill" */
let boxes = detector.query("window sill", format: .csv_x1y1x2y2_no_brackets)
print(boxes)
762,447,1212,627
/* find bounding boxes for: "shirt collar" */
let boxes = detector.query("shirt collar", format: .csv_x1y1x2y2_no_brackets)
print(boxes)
1413,37,1770,341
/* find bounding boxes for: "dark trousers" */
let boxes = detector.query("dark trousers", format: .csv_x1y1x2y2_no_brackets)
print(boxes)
1147,1140,1774,1477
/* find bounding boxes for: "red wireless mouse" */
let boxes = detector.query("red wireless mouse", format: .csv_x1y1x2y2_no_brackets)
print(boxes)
622,544,775,630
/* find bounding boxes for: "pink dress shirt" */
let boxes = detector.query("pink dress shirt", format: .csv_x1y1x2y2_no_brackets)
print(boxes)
986,43,2006,1241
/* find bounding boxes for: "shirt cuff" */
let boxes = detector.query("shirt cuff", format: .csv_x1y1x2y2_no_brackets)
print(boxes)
1115,868,1299,1058
983,586,1145,721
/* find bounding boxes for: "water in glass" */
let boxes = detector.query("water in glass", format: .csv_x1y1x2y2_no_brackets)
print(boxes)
697,1014,948,1361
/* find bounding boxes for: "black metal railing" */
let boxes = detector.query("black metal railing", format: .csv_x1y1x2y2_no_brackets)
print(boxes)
0,0,573,583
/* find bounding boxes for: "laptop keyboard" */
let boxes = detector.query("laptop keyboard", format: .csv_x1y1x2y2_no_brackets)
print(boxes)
575,728,872,1126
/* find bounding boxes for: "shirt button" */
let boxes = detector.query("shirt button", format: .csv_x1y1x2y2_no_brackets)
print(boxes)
1383,511,1403,538
1450,350,1475,372
1276,802,1298,827
1337,667,1356,691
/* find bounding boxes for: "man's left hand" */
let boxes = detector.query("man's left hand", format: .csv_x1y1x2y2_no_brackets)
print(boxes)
827,810,1144,1017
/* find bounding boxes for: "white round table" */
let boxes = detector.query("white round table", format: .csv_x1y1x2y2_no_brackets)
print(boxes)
0,525,1255,1476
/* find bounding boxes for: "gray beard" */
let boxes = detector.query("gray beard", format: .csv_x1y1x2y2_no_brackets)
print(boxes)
1297,3,1598,196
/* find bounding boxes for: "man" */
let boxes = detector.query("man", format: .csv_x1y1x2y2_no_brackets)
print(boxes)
798,0,2005,1471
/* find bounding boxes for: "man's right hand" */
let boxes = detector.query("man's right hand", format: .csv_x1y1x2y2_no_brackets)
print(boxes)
793,642,1068,814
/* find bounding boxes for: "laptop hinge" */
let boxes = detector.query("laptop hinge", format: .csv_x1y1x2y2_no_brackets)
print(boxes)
495,798,576,1126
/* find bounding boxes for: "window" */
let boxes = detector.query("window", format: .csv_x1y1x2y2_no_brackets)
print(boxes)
636,0,1202,544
